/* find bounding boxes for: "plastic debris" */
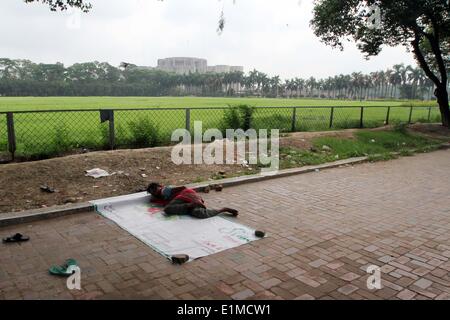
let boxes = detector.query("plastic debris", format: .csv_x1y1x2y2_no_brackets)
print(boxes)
85,168,110,179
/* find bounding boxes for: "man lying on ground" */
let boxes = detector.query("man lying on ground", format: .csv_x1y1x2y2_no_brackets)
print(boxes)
146,182,239,219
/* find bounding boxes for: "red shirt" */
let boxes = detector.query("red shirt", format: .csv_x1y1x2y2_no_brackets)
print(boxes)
151,187,204,206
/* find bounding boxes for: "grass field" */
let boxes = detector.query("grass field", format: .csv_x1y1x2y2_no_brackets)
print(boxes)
0,96,417,111
0,97,441,160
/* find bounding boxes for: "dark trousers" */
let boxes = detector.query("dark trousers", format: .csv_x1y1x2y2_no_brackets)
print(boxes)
164,199,220,219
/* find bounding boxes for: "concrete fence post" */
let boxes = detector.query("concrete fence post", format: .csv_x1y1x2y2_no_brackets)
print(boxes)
385,106,391,125
329,107,334,128
360,107,364,128
6,112,16,160
291,107,297,132
185,108,191,132
109,110,115,150
100,109,115,150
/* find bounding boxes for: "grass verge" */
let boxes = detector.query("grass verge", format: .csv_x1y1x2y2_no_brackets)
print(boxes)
278,129,443,170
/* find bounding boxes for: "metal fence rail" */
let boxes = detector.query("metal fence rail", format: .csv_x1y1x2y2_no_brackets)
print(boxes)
0,105,441,161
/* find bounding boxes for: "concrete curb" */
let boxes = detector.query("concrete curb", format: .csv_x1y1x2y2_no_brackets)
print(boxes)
0,157,367,227
187,157,368,191
0,202,94,227
2,144,449,227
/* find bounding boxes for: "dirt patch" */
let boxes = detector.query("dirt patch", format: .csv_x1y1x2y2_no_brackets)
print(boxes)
407,123,450,140
0,147,247,213
0,125,446,214
281,129,357,149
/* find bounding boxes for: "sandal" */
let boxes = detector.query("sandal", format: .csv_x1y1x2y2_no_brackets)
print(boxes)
49,258,79,277
40,185,55,193
2,233,30,243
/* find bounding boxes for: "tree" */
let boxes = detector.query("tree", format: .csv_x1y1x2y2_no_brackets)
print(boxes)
24,0,91,12
311,0,450,127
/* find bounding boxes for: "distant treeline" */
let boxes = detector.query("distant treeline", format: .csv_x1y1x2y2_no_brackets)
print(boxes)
0,58,438,100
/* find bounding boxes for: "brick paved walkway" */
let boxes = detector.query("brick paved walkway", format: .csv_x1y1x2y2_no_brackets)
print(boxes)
1,150,449,300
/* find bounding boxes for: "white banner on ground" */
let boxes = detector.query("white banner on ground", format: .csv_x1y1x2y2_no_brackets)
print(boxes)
91,193,262,262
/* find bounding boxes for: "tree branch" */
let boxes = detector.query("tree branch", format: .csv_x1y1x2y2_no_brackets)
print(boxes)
411,32,441,88
420,15,448,85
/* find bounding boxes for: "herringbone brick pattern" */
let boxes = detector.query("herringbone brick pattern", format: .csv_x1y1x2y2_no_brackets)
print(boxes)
1,150,449,300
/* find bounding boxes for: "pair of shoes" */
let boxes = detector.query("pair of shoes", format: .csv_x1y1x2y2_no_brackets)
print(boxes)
2,233,30,243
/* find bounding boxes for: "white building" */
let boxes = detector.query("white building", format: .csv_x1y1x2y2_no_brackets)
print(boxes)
207,65,244,73
155,57,243,74
157,57,208,74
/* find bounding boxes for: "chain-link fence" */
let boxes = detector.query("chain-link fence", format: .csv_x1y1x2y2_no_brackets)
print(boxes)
0,105,441,161
0,113,7,157
13,110,102,159
114,109,185,148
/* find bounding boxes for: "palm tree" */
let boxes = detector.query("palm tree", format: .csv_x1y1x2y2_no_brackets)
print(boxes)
270,76,281,97
306,77,317,97
407,67,424,99
294,78,304,97
390,64,405,99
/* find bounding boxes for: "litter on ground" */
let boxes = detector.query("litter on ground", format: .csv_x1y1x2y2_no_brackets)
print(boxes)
85,168,110,179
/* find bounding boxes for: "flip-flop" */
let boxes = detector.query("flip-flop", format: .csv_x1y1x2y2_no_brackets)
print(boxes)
2,233,30,243
49,259,78,277
40,185,55,193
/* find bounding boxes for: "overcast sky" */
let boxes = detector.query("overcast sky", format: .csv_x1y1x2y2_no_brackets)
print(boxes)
0,0,416,79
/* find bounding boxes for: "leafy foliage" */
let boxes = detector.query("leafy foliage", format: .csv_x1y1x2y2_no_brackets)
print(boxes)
127,118,160,148
0,58,440,100
222,104,255,131
24,0,91,12
311,0,450,126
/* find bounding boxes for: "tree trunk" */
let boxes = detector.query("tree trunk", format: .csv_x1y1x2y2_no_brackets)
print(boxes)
435,85,450,127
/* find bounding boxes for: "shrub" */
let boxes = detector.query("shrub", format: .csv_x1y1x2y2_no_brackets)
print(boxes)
99,122,110,149
127,117,160,148
239,104,254,131
53,124,72,153
222,104,255,131
222,106,241,130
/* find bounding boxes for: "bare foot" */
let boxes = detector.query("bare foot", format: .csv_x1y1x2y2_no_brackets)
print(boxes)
219,208,239,217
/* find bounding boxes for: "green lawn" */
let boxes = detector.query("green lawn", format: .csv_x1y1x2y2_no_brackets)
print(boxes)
0,97,442,160
0,96,428,111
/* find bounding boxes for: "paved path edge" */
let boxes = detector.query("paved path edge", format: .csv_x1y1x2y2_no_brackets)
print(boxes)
0,156,369,227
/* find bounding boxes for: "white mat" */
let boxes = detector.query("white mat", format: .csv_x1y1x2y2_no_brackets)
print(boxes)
91,193,262,261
